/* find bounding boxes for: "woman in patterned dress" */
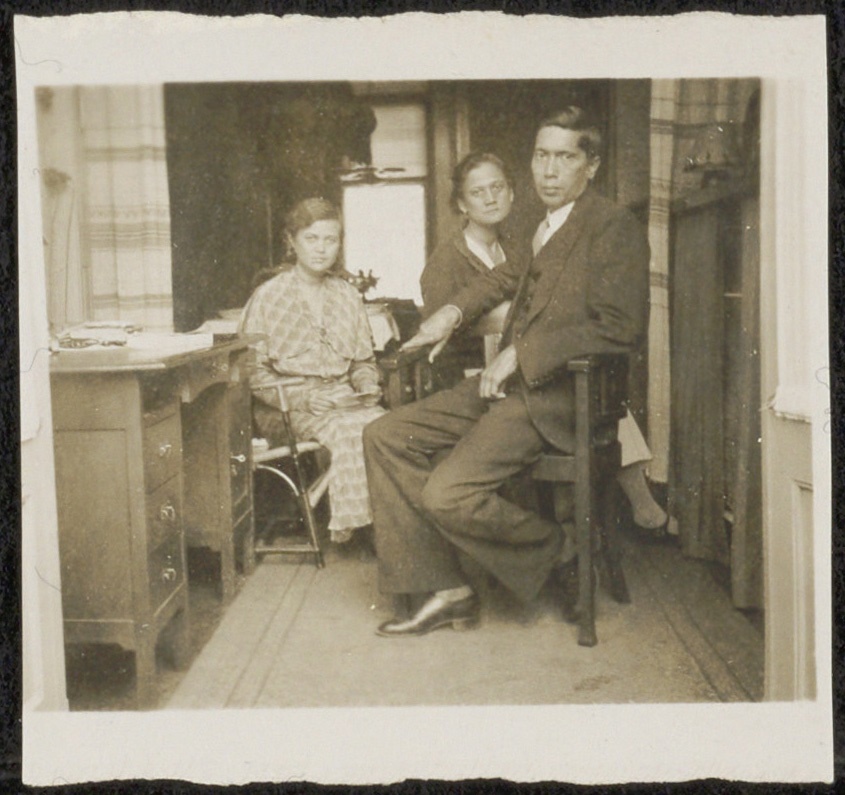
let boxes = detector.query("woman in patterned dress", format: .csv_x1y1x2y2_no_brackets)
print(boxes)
241,198,385,545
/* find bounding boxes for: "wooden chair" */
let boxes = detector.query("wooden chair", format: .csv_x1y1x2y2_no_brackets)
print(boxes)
251,378,331,568
377,344,436,408
530,354,631,646
473,304,631,646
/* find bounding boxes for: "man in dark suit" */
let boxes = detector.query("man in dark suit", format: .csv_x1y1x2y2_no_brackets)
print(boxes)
363,107,650,637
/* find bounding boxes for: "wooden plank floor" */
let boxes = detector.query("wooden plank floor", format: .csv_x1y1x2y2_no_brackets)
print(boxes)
168,535,763,710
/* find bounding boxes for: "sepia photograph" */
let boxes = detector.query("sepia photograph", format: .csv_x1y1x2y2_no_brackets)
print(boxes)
18,11,831,786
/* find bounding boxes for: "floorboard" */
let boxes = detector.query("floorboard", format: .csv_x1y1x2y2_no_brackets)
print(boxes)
67,533,764,711
171,541,748,709
168,561,304,709
628,537,764,700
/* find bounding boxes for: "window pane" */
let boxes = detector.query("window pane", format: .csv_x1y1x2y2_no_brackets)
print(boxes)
342,182,425,304
370,104,427,178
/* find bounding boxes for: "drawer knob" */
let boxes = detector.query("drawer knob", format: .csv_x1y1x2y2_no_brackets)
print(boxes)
404,385,414,394
158,443,173,459
161,567,177,583
159,502,177,522
230,454,247,464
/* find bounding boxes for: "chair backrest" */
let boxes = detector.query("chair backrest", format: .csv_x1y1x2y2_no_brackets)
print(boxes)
471,301,511,367
568,355,628,453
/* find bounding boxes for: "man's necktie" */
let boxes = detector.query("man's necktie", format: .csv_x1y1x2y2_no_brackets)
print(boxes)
505,222,548,347
532,217,550,256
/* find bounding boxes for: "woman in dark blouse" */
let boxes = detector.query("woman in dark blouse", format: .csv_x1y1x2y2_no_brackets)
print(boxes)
420,152,526,388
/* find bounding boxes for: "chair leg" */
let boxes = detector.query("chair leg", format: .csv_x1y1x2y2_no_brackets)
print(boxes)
299,488,324,569
575,466,598,648
599,480,631,605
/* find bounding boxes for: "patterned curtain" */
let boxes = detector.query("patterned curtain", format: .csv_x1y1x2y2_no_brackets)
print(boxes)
647,79,762,606
646,78,753,483
79,85,174,331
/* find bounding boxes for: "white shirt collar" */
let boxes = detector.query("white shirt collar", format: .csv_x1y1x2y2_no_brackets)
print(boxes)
542,201,576,246
464,230,506,270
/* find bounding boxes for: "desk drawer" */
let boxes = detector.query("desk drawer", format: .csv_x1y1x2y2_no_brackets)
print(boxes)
146,478,183,552
148,534,184,613
143,414,181,492
229,450,250,507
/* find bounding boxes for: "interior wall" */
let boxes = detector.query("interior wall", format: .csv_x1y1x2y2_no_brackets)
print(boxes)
34,87,87,335
463,80,613,248
760,77,827,701
612,81,652,427
613,81,652,213
164,82,376,331
22,86,69,711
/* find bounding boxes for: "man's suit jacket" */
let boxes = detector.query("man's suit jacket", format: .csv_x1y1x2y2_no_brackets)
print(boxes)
451,187,650,452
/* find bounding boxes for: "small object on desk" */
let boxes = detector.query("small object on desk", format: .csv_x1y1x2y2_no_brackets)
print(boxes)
83,320,143,332
195,318,241,335
217,308,244,321
57,321,137,348
55,335,123,350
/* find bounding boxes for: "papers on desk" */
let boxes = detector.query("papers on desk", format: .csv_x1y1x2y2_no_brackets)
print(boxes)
195,318,240,335
56,321,140,349
126,332,215,353
55,326,217,355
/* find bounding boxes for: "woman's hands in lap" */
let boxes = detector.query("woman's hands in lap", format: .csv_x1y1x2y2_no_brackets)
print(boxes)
306,392,337,414
305,383,382,413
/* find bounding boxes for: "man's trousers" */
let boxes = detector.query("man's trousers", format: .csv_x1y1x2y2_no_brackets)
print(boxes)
363,376,567,604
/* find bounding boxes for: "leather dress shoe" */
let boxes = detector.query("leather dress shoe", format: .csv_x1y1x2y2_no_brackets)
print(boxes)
376,592,480,637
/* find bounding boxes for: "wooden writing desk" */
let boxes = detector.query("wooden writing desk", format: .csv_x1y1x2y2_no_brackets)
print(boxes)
50,336,254,708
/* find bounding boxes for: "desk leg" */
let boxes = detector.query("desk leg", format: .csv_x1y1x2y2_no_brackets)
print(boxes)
242,518,256,576
134,629,158,710
220,537,236,602
169,593,192,670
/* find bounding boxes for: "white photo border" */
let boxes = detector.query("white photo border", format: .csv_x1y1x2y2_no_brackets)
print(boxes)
17,11,832,786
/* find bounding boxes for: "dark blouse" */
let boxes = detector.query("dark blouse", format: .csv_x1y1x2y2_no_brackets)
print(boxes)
420,230,526,387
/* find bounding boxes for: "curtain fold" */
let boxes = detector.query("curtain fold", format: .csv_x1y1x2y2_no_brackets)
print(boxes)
647,78,762,605
79,85,174,331
42,169,85,333
645,79,678,484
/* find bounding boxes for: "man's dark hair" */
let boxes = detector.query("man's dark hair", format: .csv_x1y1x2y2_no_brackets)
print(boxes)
536,106,602,160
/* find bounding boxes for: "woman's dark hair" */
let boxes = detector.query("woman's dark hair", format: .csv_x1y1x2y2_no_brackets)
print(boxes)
283,197,344,270
536,106,603,160
450,151,513,213
285,196,343,237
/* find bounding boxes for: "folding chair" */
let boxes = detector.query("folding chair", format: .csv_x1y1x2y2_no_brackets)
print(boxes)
251,378,330,568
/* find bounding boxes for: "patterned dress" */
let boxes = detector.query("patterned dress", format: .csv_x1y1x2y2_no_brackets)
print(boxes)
242,269,386,542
